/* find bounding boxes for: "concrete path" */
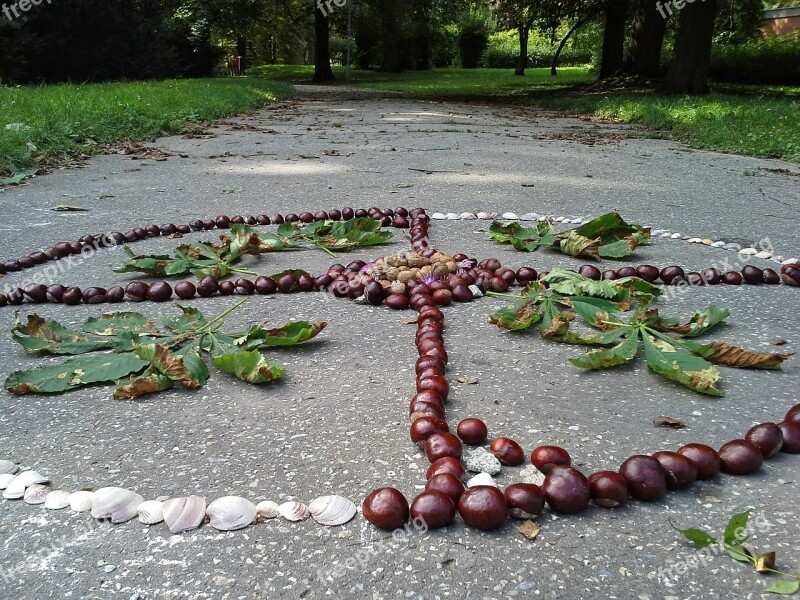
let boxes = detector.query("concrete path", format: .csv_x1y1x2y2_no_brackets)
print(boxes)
0,85,798,599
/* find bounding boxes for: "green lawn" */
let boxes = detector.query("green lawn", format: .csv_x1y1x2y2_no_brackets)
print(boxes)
0,78,293,181
251,64,800,162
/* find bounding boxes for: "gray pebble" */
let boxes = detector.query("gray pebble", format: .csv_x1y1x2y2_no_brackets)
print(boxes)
463,447,502,475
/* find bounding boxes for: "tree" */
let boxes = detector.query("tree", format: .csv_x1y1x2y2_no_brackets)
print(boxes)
599,0,628,78
313,1,336,81
663,0,717,93
625,0,667,78
492,0,537,75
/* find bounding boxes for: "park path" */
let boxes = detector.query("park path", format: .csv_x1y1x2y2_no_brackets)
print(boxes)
0,84,798,600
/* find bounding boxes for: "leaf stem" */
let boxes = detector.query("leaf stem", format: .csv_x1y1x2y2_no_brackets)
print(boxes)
600,320,625,327
197,297,250,333
485,291,523,299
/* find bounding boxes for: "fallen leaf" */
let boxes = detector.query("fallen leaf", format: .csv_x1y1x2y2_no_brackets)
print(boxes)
772,337,787,346
704,342,793,368
51,205,89,212
457,375,479,384
653,416,687,429
400,318,418,325
755,551,776,573
518,520,541,540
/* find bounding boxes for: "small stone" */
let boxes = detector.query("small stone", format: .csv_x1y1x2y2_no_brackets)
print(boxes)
463,447,502,475
660,232,672,238
519,213,539,221
445,212,460,220
431,213,446,220
104,565,117,574
687,238,702,243
501,212,519,220
711,241,726,248
671,233,682,239
701,239,714,245
467,473,497,488
755,251,773,259
520,465,546,486
477,212,495,220
459,212,477,220
723,243,742,251
570,218,582,224
0,460,18,475
468,284,483,298
739,247,758,255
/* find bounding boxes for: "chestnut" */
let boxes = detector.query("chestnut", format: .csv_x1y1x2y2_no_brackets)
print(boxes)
82,287,107,304
619,455,667,501
588,471,628,508
62,287,82,305
176,224,191,234
636,265,660,282
417,375,449,400
602,269,619,280
432,289,452,306
125,281,150,302
763,268,780,284
458,486,507,531
504,483,545,518
778,421,800,454
677,443,720,480
424,432,463,463
456,418,488,446
578,265,602,280
425,473,465,504
542,466,591,514
742,265,763,284
515,267,538,284
410,416,450,448
147,281,173,302
106,286,124,303
700,268,721,285
218,280,235,296
277,274,295,293
215,215,230,228
363,488,409,530
197,276,220,297
175,281,197,299
328,209,341,221
271,214,285,224
313,211,328,221
652,451,697,490
47,284,65,303
426,457,465,480
23,284,48,303
385,294,410,310
787,405,800,427
745,423,784,458
530,446,571,474
489,437,525,466
686,272,704,286
781,266,800,286
410,490,455,528
722,271,743,285
718,439,763,475
617,266,638,278
450,285,473,303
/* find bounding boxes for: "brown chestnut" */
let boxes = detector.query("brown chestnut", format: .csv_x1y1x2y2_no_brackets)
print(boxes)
198,276,220,297
763,268,780,284
588,471,628,508
778,421,800,454
652,451,698,490
410,490,455,528
722,271,743,285
787,405,800,426
125,281,150,302
745,423,784,458
424,432,463,462
530,446,571,474
542,466,591,514
504,483,545,518
489,437,525,466
426,457,465,480
147,281,172,302
619,455,667,501
458,486,507,531
456,418,488,446
410,416,450,448
363,487,409,530
781,266,800,286
578,265,602,280
677,443,720,480
175,281,196,299
385,294,410,310
425,473,465,504
659,266,685,285
742,265,763,284
719,439,763,475
636,265,660,282
416,375,449,400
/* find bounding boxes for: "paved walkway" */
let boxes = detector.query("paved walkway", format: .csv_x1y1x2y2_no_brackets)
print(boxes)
0,86,798,599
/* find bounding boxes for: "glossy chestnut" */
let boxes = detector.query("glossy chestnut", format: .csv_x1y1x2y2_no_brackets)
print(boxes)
677,443,720,480
778,421,800,454
619,455,667,501
745,423,784,458
363,488,410,530
652,451,698,490
458,486,507,531
530,446,571,474
504,483,545,518
425,473,466,504
410,416,450,448
410,490,455,528
424,432,463,462
718,439,763,475
542,466,591,514
489,437,525,466
588,471,628,508
456,418,488,445
426,456,465,480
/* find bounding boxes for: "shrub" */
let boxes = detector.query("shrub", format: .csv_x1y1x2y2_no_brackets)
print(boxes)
709,36,800,85
458,11,492,68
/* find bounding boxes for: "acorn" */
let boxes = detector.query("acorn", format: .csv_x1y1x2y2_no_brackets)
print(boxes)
652,451,697,490
458,486,507,531
489,437,525,466
530,446,571,474
677,443,720,480
542,466,591,514
718,439,763,475
588,471,628,508
410,490,455,528
619,455,667,501
456,418,488,446
504,483,545,519
363,488,409,530
745,423,784,458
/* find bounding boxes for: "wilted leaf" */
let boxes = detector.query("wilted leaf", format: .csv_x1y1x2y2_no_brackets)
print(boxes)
701,342,792,369
656,305,730,338
236,321,327,348
457,375,479,384
772,338,787,346
6,353,148,394
765,580,800,595
756,552,777,574
653,416,686,429
113,369,174,399
51,204,89,212
12,314,117,355
517,520,541,541
642,334,723,396
212,350,284,384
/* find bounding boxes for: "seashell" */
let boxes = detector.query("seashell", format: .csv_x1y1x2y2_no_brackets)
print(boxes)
670,233,682,239
467,473,497,488
711,241,726,248
3,470,48,499
519,213,539,221
701,239,714,246
162,496,206,534
256,500,281,520
0,474,17,490
137,500,164,525
477,212,494,220
0,460,18,475
755,251,773,259
308,495,357,526
445,213,460,220
501,212,518,220
69,490,95,512
739,247,758,255
660,232,672,238
459,212,477,220
430,213,446,220
570,218,583,224
44,490,72,510
278,501,310,522
24,483,52,505
206,496,257,531
91,487,145,524
783,258,799,265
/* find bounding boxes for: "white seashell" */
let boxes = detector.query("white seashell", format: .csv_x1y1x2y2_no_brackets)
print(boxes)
711,241,726,248
3,470,48,499
739,247,758,255
687,238,702,243
308,495,357,526
24,483,52,505
519,213,539,221
445,213,460,220
538,215,548,222
91,487,145,524
0,474,16,490
0,460,18,475
660,232,672,238
44,490,72,510
137,500,164,525
782,258,799,265
570,218,582,224
501,212,518,220
466,473,497,488
162,496,206,534
459,212,477,220
476,212,494,220
206,496,257,531
430,213,446,220
755,251,773,259
671,233,682,239
278,501,310,522
69,490,95,512
256,500,281,520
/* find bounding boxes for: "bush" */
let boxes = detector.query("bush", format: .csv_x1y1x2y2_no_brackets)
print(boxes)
709,36,800,85
483,36,593,69
458,12,491,68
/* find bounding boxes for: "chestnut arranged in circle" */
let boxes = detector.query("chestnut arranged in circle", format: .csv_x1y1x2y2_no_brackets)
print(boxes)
362,487,410,530
542,466,591,514
456,418,488,446
619,455,667,501
530,446,571,474
489,437,525,466
458,486,508,531
718,440,763,475
410,490,456,528
504,483,545,519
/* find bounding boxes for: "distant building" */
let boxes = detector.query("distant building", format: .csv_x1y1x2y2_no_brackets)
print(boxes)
763,7,800,36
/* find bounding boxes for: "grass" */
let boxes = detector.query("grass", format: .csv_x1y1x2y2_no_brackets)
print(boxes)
0,78,293,180
250,64,800,162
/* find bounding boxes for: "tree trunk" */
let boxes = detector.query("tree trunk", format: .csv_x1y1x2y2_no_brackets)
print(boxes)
379,0,403,72
626,0,667,77
236,37,248,73
515,26,529,76
312,2,335,82
551,14,593,76
663,0,717,93
599,0,628,79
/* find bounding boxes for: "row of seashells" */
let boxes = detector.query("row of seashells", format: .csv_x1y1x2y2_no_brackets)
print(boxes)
427,211,799,266
0,461,357,532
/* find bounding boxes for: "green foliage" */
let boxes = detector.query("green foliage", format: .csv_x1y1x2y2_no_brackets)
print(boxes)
5,301,326,399
0,78,292,178
710,37,800,86
457,10,493,68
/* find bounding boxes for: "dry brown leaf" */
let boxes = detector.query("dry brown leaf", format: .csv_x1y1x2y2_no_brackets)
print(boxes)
457,375,479,385
772,337,787,346
653,416,687,429
518,520,541,541
705,342,793,368
400,318,418,325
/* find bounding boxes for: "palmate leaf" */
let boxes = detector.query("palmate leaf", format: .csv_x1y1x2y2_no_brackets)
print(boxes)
641,332,723,396
488,221,558,252
301,217,394,251
233,321,327,349
212,350,285,384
